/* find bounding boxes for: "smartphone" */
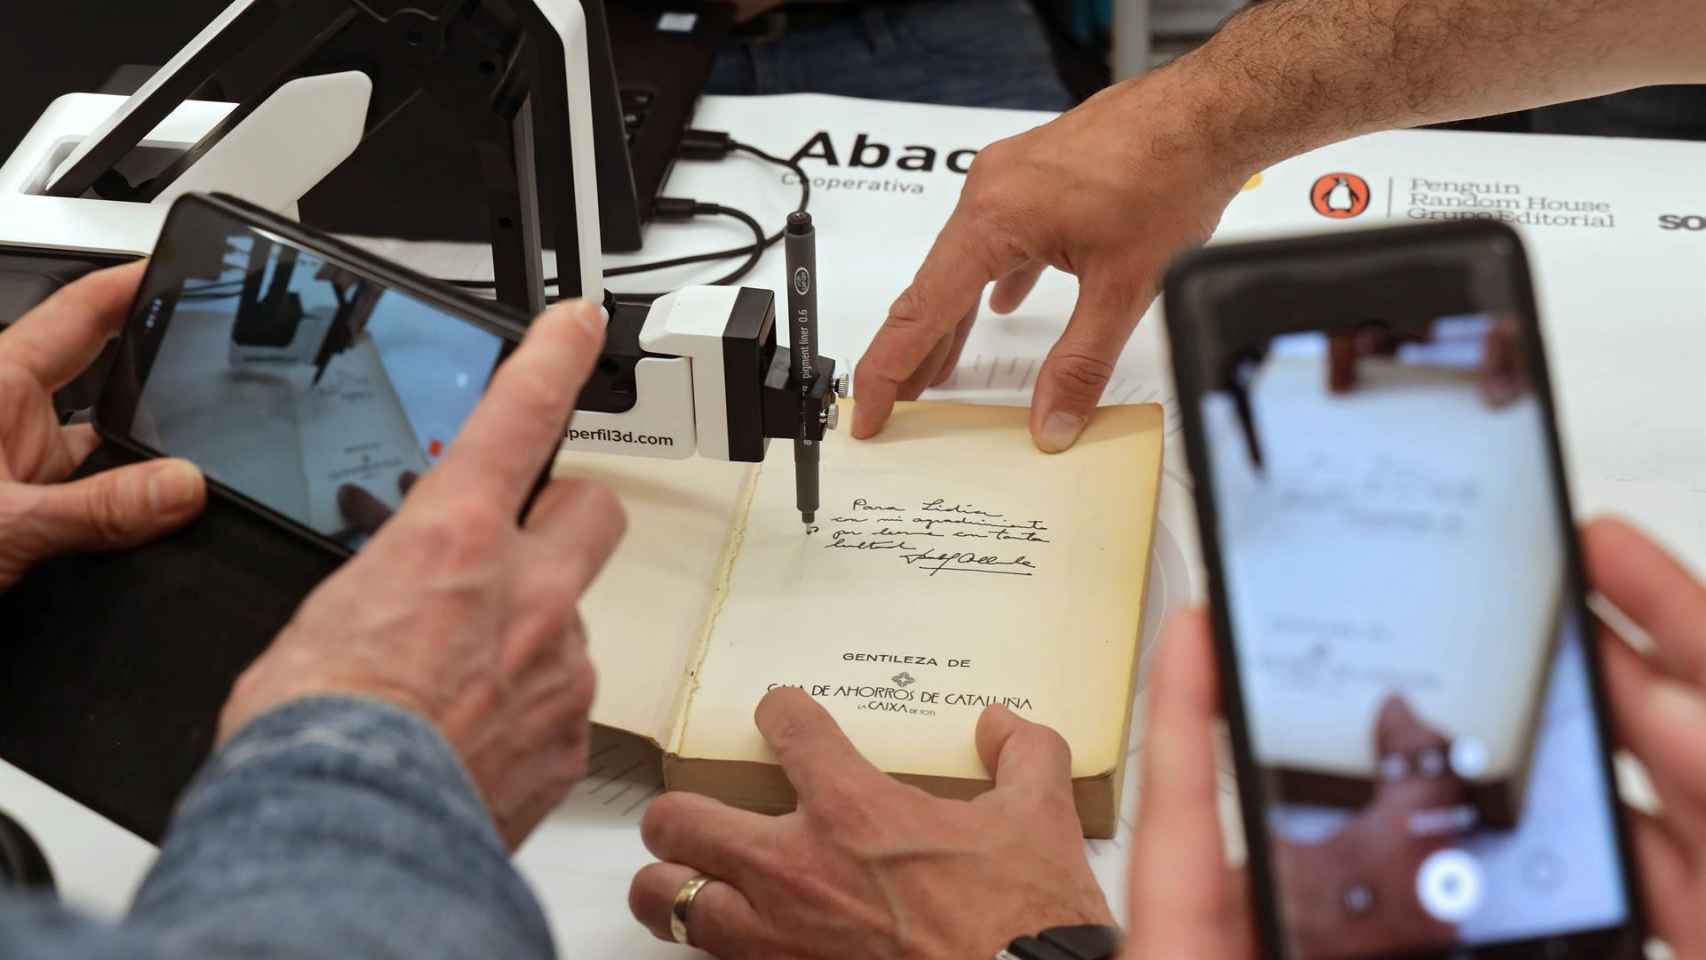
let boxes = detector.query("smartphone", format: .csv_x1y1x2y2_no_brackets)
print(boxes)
1164,221,1643,959
97,193,536,556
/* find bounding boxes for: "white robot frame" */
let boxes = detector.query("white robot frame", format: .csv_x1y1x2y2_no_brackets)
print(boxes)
0,0,836,464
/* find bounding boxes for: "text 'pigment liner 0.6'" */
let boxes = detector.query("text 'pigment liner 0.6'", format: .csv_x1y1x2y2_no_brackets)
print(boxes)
786,211,819,525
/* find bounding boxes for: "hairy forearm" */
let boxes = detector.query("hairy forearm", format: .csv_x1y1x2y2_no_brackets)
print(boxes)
1168,0,1706,175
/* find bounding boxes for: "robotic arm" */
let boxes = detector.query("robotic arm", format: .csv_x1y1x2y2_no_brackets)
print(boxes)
578,289,840,459
0,0,840,514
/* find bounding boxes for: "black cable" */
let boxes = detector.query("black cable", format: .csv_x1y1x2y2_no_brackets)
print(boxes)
601,201,770,278
602,139,807,280
577,203,765,305
730,139,810,223
683,205,767,287
440,135,808,295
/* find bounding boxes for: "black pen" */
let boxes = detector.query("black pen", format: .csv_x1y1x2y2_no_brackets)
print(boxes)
1223,351,1265,473
785,211,819,525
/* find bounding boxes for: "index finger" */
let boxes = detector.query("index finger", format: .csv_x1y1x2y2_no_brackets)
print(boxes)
1,260,147,391
425,301,605,511
754,687,883,807
975,703,1072,797
853,207,1021,439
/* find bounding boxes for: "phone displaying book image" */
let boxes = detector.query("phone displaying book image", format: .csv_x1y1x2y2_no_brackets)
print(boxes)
97,194,531,556
1163,221,1643,959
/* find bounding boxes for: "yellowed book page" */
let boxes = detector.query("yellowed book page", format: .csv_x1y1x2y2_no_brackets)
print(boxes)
674,401,1162,783
553,449,757,746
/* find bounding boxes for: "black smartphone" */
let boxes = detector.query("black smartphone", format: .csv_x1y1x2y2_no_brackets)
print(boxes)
1164,221,1643,959
97,193,536,557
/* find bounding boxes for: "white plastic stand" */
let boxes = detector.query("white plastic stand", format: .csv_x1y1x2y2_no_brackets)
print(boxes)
0,73,371,260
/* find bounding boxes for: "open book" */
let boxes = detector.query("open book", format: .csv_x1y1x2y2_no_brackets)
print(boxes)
1205,353,1564,826
556,401,1164,837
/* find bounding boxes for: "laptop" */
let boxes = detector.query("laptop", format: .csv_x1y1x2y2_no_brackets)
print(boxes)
0,0,734,254
296,0,735,253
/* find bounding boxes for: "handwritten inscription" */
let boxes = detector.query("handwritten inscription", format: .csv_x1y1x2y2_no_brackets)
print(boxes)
826,496,1050,577
1270,451,1480,536
920,498,1003,517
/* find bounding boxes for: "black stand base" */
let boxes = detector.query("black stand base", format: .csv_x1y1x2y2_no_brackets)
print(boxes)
0,444,338,842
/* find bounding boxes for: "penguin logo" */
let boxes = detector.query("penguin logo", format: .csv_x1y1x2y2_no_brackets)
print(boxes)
793,267,811,296
1311,173,1371,218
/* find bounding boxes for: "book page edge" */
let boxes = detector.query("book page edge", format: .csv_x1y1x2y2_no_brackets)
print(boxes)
661,754,1123,838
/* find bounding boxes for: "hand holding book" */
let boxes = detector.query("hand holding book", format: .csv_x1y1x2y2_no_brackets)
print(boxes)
628,686,1116,958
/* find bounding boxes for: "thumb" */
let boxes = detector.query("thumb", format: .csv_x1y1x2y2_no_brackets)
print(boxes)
21,458,206,558
1030,273,1148,453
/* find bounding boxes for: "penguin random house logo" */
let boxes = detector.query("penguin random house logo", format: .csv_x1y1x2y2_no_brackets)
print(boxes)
1311,172,1372,219
793,267,811,295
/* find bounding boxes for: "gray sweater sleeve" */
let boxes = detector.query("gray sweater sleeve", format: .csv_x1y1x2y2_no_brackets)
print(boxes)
0,696,555,960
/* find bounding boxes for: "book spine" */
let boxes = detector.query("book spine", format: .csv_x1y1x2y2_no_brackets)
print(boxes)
665,461,765,757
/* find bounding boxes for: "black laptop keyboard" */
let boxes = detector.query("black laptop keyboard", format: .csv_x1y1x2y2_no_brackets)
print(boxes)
621,87,657,146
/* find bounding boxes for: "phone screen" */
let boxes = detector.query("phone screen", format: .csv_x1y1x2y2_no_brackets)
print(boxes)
1173,228,1636,958
100,199,511,551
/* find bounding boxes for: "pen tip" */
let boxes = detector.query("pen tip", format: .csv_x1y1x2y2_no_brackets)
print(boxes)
802,511,815,525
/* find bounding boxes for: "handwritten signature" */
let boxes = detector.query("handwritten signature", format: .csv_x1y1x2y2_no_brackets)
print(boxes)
900,549,1037,576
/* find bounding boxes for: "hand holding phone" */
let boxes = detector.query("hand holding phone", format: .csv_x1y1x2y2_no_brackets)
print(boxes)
218,299,628,849
1128,513,1706,960
1161,222,1643,959
0,262,206,589
97,194,542,556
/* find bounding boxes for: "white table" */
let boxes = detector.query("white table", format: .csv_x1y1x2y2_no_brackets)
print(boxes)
5,93,1705,956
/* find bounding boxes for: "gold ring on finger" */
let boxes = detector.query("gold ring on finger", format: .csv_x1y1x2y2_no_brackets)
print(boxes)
670,874,715,946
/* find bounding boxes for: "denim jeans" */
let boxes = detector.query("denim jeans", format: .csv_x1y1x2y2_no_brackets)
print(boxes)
706,0,1078,112
0,698,552,960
